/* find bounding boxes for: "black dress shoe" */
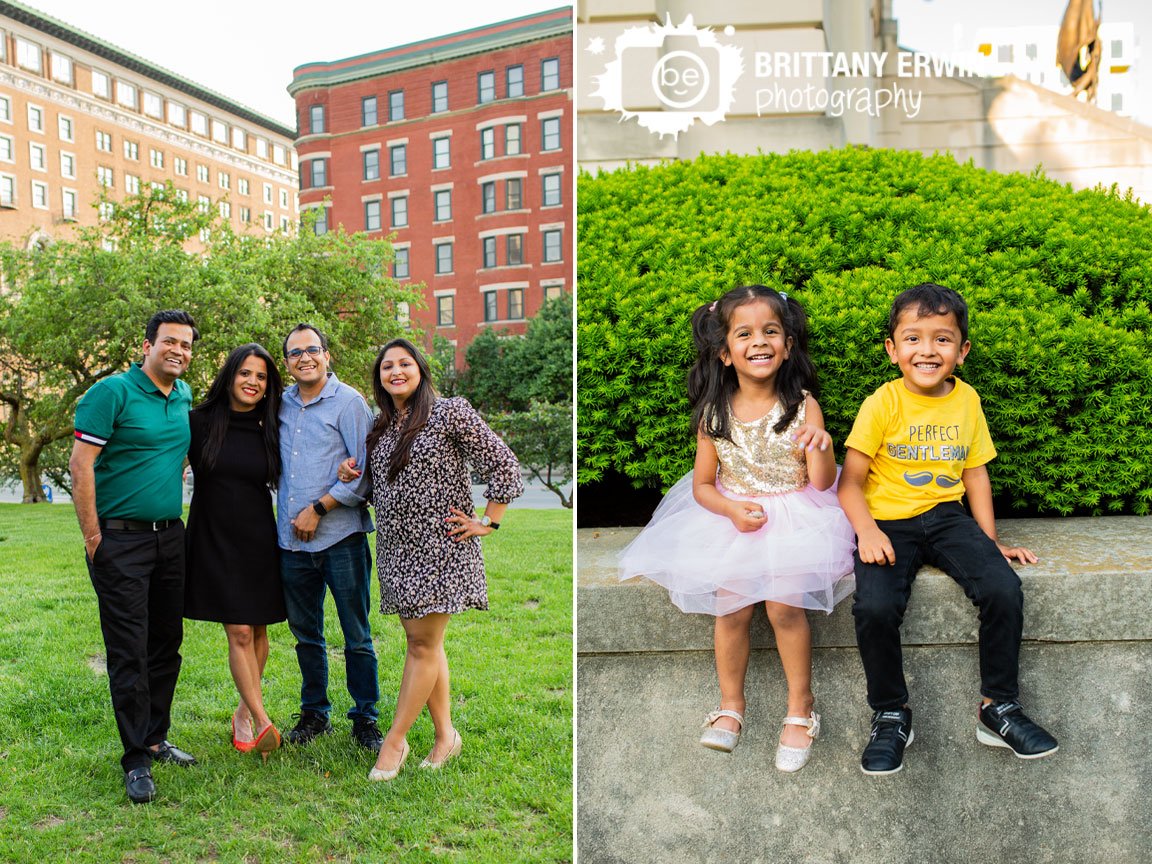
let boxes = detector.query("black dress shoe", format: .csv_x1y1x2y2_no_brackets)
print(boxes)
977,701,1059,758
352,717,384,751
125,767,156,803
151,740,197,767
860,707,914,775
285,710,333,745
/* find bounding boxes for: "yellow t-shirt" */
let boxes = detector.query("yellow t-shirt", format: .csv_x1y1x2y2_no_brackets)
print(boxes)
844,377,997,521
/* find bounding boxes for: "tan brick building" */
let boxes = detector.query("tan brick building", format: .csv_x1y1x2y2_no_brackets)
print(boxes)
0,0,297,246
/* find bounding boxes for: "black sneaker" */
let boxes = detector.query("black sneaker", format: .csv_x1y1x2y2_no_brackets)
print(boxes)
861,707,914,775
285,710,333,745
351,717,384,751
977,701,1058,759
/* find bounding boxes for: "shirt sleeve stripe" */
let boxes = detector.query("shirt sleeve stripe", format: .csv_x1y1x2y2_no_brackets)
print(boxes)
74,430,107,447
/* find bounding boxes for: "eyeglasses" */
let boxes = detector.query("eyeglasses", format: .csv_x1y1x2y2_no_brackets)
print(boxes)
286,345,324,360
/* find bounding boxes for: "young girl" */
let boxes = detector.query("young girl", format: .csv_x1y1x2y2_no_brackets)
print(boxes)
618,285,855,772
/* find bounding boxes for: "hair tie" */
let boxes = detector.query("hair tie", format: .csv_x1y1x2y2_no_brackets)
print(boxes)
779,291,788,301
709,301,717,312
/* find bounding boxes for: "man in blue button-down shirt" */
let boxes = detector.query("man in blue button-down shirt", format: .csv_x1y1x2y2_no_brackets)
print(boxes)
277,323,382,751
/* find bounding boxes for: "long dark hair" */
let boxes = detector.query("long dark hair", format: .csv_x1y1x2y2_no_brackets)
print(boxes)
192,343,283,486
687,285,819,440
366,337,438,482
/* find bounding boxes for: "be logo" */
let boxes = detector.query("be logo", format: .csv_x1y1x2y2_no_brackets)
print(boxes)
589,15,744,138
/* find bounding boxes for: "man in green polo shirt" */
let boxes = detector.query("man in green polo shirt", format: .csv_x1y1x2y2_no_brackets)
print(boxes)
69,310,200,804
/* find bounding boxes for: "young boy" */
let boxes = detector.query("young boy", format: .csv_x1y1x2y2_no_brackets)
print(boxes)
838,283,1058,775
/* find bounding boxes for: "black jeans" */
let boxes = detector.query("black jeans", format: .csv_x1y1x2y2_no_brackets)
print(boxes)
86,523,185,772
851,502,1023,710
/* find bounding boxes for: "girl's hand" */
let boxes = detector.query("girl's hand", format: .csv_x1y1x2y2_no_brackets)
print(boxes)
337,457,362,483
446,506,493,541
791,424,831,453
998,542,1038,564
728,501,767,533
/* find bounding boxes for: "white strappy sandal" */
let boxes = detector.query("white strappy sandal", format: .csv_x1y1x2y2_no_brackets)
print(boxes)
699,708,745,752
775,711,820,772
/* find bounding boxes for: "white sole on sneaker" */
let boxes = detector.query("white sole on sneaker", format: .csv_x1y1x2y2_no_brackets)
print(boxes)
860,728,914,775
976,726,1059,759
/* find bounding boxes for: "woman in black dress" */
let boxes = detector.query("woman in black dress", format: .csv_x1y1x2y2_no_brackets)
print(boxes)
185,343,285,758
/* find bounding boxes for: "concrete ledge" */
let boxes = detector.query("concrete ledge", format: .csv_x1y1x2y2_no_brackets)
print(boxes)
577,517,1152,653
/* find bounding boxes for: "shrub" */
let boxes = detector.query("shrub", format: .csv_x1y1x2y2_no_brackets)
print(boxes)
577,148,1152,515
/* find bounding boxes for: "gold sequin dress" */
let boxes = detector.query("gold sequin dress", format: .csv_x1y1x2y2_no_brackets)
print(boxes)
619,398,855,616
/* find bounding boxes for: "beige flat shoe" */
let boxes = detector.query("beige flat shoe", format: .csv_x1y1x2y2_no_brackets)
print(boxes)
420,731,463,769
775,711,820,773
699,709,745,752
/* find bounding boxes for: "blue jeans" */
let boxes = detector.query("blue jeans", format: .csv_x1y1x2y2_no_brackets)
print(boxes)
281,532,378,721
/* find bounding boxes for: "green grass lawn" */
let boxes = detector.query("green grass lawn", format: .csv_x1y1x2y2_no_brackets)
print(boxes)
0,504,573,863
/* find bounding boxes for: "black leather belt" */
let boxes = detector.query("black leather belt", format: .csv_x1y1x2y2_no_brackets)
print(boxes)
99,518,180,531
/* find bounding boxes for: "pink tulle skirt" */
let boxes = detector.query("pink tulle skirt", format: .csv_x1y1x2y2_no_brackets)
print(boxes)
618,472,856,616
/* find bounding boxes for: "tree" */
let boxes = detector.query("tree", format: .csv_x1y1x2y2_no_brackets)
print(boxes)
461,294,572,507
0,185,422,502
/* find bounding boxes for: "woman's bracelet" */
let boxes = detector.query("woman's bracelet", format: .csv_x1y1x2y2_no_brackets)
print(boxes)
84,532,101,543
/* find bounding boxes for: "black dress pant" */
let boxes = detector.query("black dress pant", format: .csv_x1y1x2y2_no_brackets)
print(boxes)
851,502,1023,710
86,523,185,772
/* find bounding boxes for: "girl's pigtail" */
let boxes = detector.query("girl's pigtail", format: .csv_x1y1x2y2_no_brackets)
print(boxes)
773,292,820,434
688,298,734,442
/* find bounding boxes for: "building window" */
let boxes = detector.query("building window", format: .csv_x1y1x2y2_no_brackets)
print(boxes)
273,144,286,165
542,57,560,91
506,123,522,156
98,201,114,221
478,71,496,104
143,91,162,118
507,234,523,266
432,136,450,169
240,206,250,222
390,144,407,176
484,291,498,322
311,159,327,187
168,102,186,127
232,128,246,150
211,120,227,144
506,178,522,210
62,189,77,220
434,189,452,222
280,189,289,209
31,180,48,209
238,177,249,195
150,148,164,169
393,247,409,279
482,236,497,268
435,242,453,274
1025,43,1038,61
124,140,139,160
126,174,141,194
313,207,329,235
997,44,1013,63
389,90,405,121
97,166,113,188
365,199,381,232
197,164,210,183
95,130,112,152
432,81,448,113
255,138,269,159
481,182,496,214
363,149,380,181
191,111,208,136
309,104,325,134
175,189,188,202
542,117,561,151
220,201,231,219
116,81,137,109
0,96,10,123
542,173,562,206
0,175,14,206
480,127,495,160
543,283,564,302
219,171,231,190
543,229,563,262
363,96,378,127
28,142,46,171
281,215,290,232
1112,93,1124,111
51,52,73,85
16,38,42,73
391,195,408,227
59,151,75,178
507,64,524,98
0,136,11,162
264,183,273,204
27,105,44,134
437,295,454,326
92,70,111,99
58,115,74,141
508,287,525,320
264,211,274,230
175,157,188,176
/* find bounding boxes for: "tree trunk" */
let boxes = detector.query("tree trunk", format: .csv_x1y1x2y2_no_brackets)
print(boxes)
19,442,46,503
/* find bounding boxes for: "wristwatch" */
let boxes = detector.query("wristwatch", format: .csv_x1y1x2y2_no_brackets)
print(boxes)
312,499,328,516
479,514,500,530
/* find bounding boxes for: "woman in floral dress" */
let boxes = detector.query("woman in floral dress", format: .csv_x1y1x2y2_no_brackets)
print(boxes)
343,337,522,781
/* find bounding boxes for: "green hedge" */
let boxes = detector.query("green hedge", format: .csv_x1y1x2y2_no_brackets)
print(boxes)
577,148,1152,515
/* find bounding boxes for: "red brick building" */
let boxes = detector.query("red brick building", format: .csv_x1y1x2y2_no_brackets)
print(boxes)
289,8,572,362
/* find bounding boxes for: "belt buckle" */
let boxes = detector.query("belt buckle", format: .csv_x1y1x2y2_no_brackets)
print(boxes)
151,521,161,531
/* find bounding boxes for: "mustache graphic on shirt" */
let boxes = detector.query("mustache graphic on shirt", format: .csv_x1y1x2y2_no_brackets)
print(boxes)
904,471,961,488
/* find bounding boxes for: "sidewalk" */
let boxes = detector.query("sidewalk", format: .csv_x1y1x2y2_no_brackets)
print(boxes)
577,517,1152,863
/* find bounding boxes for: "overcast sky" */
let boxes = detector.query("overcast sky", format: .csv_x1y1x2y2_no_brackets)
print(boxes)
20,0,567,127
